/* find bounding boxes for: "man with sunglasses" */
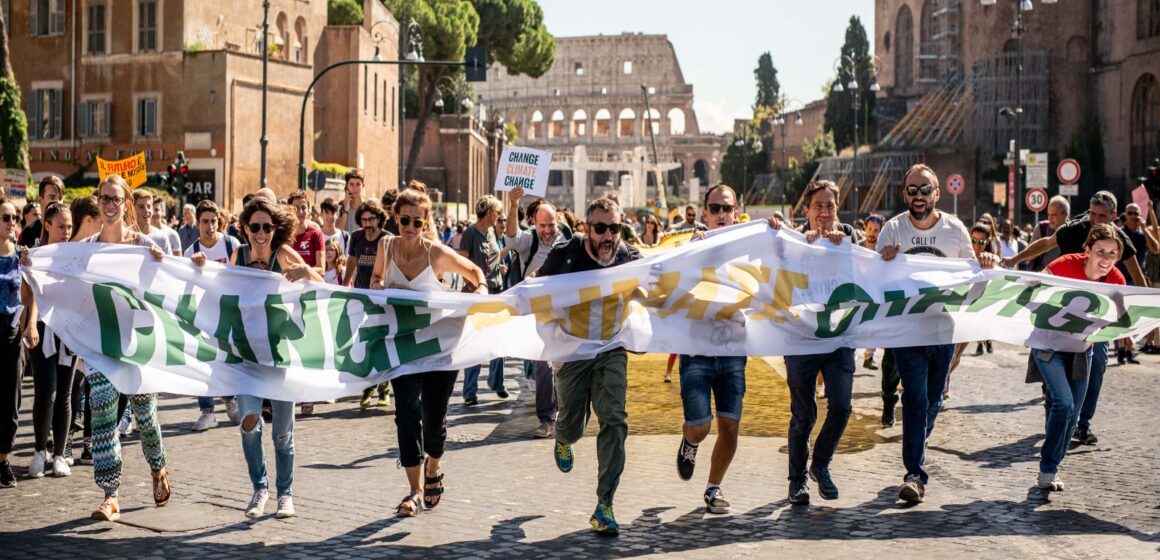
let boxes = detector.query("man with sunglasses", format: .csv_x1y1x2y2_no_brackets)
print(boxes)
536,197,641,536
878,164,996,505
675,204,706,232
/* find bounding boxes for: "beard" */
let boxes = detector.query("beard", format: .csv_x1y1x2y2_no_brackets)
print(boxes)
587,235,617,266
907,202,932,221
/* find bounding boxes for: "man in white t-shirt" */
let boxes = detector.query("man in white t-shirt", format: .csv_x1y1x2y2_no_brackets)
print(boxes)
185,199,242,431
877,163,996,505
151,199,183,253
132,190,180,255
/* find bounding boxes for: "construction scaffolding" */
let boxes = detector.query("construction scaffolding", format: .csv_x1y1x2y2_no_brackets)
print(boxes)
918,0,964,85
970,50,1050,156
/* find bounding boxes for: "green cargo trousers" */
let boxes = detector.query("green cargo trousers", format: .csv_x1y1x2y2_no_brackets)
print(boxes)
554,348,629,504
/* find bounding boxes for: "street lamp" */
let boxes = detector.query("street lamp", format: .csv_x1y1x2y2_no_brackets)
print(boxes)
259,0,270,189
399,18,423,188
434,76,473,216
771,98,804,215
734,127,762,213
833,54,880,217
979,0,1055,226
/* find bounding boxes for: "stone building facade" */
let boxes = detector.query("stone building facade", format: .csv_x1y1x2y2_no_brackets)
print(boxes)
474,33,724,212
4,0,398,211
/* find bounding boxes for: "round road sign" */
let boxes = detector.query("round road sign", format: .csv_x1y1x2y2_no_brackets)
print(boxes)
307,170,327,192
1026,188,1048,212
946,173,965,195
1057,159,1081,184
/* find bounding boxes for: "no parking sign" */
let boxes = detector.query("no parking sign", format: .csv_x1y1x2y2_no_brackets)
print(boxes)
946,174,965,195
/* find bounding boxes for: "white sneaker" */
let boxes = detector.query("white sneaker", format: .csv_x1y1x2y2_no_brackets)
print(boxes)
194,411,218,432
225,399,242,424
29,450,49,478
1037,472,1065,491
245,489,269,518
52,455,71,477
275,495,296,518
117,415,133,437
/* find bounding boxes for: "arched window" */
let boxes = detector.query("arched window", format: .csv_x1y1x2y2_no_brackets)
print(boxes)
275,12,288,60
918,0,935,82
1139,0,1160,39
550,110,565,138
594,108,612,136
618,108,636,137
572,109,588,137
530,110,543,140
642,108,660,136
667,108,686,136
1131,74,1159,175
294,17,308,63
895,5,914,88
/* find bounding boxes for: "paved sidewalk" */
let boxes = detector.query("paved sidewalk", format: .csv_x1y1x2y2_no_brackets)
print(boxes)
1,345,1157,559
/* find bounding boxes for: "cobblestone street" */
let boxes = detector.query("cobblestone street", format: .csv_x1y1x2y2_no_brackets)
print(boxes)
1,345,1158,559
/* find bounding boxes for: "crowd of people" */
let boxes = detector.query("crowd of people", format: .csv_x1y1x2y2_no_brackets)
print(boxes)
0,162,1157,537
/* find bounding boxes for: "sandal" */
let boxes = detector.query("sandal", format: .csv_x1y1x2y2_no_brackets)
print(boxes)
92,495,120,521
423,471,445,510
395,492,422,518
152,468,171,507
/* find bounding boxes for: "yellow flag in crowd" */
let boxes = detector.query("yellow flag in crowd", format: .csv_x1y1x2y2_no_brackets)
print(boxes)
96,153,148,189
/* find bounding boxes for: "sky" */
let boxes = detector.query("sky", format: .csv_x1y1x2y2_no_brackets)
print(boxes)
539,0,875,134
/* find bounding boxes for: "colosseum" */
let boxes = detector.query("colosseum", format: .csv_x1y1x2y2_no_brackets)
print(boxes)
475,33,726,212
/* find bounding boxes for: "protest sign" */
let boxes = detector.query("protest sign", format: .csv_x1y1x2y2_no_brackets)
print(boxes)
96,153,148,188
493,146,551,197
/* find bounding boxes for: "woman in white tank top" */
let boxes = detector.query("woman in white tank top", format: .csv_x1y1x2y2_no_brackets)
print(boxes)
369,188,486,518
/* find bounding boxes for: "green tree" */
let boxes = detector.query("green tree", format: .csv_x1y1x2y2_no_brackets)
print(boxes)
0,9,30,180
823,16,876,151
328,0,364,25
384,0,555,184
753,52,781,112
720,126,768,206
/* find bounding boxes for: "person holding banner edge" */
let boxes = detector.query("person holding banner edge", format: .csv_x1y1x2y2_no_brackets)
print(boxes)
368,188,487,517
0,196,40,489
878,164,997,504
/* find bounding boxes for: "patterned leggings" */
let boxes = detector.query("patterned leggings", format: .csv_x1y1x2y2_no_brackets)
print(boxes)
89,372,167,497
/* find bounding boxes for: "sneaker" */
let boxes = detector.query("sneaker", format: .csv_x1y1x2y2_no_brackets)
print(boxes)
0,461,16,488
117,414,133,438
64,434,74,466
589,500,619,536
663,372,672,383
881,406,895,428
809,466,839,500
79,441,94,466
554,440,574,473
1117,348,1126,365
1037,472,1065,491
225,398,242,424
360,390,373,408
704,487,731,514
275,495,296,518
788,479,810,505
496,389,510,399
863,356,879,370
245,489,269,518
194,411,218,432
52,455,71,477
29,449,49,478
974,343,984,356
1126,350,1141,365
985,341,993,353
533,421,554,439
676,438,698,481
1073,428,1098,446
899,474,925,504
376,393,391,408
463,396,478,407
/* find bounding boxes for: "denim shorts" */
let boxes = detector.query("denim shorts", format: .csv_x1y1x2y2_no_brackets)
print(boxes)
679,355,747,425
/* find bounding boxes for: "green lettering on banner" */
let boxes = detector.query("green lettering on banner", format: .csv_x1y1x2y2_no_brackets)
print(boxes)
266,291,326,369
142,292,189,366
815,283,877,338
1031,290,1103,334
173,293,219,362
389,297,442,365
92,282,157,365
213,295,258,364
908,285,971,314
1092,304,1160,341
964,275,1025,314
329,292,393,377
883,290,908,317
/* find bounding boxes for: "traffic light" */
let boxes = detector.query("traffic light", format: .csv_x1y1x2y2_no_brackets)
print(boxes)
163,152,190,201
465,46,487,82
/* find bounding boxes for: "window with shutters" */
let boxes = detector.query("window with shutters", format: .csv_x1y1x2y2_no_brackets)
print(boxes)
78,98,111,138
31,0,65,37
1141,0,1160,39
136,97,159,138
86,3,106,55
28,88,63,140
138,0,158,52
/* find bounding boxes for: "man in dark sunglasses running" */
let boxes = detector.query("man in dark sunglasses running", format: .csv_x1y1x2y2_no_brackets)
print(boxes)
535,197,641,536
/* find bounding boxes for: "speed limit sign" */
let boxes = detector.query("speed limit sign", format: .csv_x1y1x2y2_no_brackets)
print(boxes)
1026,188,1048,212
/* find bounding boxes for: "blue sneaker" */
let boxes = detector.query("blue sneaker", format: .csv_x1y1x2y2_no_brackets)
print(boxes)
554,440,573,473
589,500,619,536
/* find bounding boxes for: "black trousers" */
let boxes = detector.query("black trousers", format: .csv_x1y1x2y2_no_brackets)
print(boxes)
0,316,21,456
390,371,458,468
31,324,73,455
881,349,900,410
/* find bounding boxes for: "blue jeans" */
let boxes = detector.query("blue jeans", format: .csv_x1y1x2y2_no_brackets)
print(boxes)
197,395,236,413
678,356,747,425
893,344,954,483
462,357,506,401
237,395,295,497
1077,342,1106,431
784,349,854,482
1034,348,1091,474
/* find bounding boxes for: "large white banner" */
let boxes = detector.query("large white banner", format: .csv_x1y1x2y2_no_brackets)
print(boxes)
22,221,1160,401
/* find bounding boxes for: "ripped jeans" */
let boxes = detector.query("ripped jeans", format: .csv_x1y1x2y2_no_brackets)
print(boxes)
236,395,295,497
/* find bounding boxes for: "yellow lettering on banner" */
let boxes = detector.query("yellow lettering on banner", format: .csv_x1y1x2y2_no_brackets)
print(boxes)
598,279,641,339
656,267,717,320
97,153,148,188
753,269,810,322
530,294,556,324
638,271,681,308
715,264,776,321
465,301,518,329
568,286,603,338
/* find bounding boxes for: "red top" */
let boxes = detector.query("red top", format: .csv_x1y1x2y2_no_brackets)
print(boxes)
292,225,325,267
1045,253,1126,285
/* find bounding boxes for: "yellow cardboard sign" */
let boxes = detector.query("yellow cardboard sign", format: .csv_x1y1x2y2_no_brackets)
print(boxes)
96,153,148,188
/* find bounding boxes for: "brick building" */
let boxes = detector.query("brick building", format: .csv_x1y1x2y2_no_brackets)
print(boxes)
474,33,724,212
3,0,399,211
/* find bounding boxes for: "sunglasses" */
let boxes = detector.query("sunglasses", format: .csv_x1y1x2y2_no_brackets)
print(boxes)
248,223,275,234
98,195,126,206
707,203,736,214
399,216,426,229
1126,211,1140,217
0,214,16,223
971,238,988,246
904,184,936,197
590,222,623,236
866,216,884,225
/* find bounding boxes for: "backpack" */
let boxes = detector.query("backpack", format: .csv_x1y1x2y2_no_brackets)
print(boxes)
525,223,574,277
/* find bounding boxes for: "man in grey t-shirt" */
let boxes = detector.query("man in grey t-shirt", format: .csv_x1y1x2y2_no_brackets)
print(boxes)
132,191,180,255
